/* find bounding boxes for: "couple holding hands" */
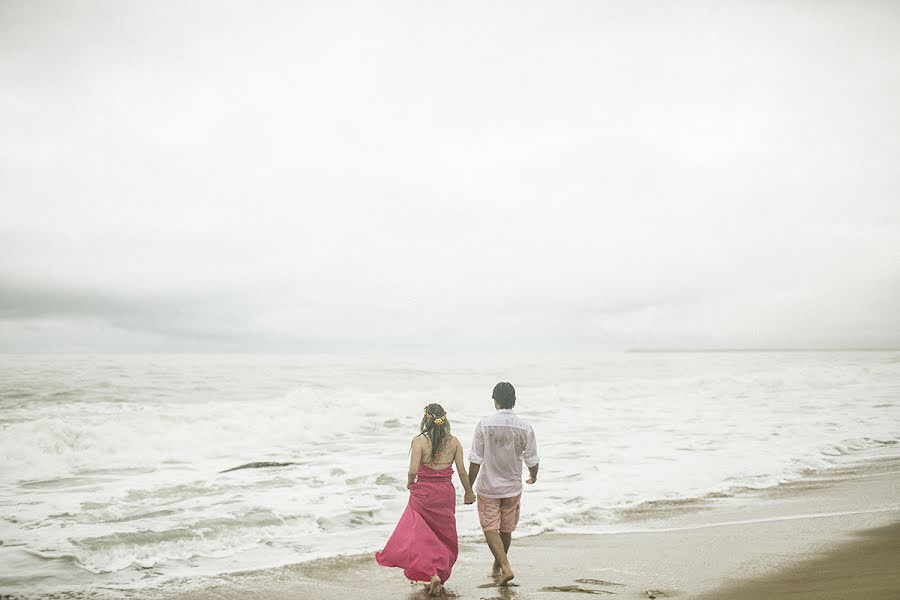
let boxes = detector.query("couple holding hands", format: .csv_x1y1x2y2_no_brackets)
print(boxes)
376,382,540,595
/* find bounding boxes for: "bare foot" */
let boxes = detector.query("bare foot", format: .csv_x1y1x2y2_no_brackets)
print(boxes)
498,568,515,586
428,575,442,596
491,561,501,577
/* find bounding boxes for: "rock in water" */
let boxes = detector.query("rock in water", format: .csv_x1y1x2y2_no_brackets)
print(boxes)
220,461,297,473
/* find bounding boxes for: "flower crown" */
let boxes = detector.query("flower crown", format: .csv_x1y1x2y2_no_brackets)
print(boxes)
424,406,447,426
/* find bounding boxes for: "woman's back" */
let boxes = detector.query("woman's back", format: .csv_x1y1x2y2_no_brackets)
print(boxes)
418,434,458,470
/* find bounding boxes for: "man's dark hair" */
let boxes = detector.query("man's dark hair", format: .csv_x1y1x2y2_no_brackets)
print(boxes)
492,381,516,409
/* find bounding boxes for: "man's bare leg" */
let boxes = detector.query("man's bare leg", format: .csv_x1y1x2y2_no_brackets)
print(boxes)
491,532,512,576
484,530,514,585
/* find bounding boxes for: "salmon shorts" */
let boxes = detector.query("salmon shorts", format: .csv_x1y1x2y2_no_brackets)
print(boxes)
477,494,521,533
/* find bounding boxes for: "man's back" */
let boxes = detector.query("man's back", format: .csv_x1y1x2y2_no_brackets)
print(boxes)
469,409,539,498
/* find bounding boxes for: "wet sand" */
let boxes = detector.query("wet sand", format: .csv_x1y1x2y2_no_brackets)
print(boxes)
696,520,900,600
161,458,900,600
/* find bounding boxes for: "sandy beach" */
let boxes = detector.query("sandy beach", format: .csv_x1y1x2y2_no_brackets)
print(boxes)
695,521,900,600
140,457,900,600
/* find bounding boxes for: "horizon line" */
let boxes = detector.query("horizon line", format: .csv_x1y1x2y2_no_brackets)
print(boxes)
627,348,900,353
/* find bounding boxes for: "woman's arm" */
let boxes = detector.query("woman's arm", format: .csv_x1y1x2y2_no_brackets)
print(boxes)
453,438,476,504
408,436,423,489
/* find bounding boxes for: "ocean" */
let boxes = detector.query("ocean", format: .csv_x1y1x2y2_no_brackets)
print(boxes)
1,351,898,596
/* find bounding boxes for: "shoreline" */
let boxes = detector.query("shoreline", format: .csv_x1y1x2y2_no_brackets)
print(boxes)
130,456,900,600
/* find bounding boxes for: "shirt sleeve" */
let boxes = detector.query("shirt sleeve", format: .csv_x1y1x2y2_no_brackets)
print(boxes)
523,425,539,467
469,421,484,465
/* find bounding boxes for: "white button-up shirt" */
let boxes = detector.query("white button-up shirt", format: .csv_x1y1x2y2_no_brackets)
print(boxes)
469,409,539,498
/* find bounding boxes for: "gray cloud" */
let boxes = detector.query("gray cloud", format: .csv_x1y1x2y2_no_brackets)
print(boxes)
1,1,899,353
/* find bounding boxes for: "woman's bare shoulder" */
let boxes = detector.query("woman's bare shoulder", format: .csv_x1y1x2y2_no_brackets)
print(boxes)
411,434,427,447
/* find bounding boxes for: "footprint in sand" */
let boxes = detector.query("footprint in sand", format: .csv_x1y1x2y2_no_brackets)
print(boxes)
539,584,614,594
576,579,625,587
539,578,625,595
477,581,520,588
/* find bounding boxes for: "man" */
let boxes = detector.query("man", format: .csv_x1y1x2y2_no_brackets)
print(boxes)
468,381,539,586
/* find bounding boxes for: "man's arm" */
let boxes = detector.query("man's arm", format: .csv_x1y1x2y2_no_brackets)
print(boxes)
467,462,481,488
468,422,484,490
524,425,539,484
526,463,539,484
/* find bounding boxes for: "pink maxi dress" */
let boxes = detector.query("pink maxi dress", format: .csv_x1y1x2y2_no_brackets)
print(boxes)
375,464,458,583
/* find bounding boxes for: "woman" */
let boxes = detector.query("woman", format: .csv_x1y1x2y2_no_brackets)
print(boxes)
375,403,476,595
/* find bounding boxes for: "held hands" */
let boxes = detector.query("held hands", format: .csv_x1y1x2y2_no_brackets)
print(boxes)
464,491,476,504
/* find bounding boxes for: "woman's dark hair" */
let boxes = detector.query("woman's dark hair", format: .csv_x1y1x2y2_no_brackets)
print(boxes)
492,381,516,409
419,403,451,462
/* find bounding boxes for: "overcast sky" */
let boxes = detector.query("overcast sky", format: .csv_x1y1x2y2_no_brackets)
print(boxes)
1,1,898,353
